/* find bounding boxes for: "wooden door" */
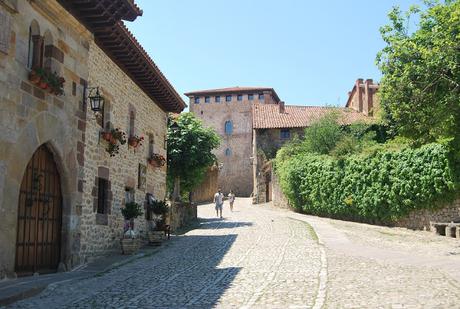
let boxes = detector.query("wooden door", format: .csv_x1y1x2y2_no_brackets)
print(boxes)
15,145,62,275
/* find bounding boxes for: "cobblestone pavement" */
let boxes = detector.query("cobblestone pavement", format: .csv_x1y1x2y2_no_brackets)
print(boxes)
6,198,323,309
260,203,460,308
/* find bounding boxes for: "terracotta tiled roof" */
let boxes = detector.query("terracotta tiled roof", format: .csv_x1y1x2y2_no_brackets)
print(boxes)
185,87,280,102
253,104,371,129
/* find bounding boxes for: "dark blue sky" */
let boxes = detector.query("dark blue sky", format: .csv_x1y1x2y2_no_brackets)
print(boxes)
126,0,421,107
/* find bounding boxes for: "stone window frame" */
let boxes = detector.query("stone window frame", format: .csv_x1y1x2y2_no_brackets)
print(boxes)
93,167,112,225
280,128,291,139
224,120,233,135
205,96,210,103
148,133,154,157
248,94,254,101
225,95,232,102
128,105,136,137
215,95,221,103
194,97,200,104
27,20,43,69
225,148,232,156
237,94,243,101
258,93,264,101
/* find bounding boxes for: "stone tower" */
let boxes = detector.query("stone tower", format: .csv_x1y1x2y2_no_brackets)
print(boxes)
185,87,280,196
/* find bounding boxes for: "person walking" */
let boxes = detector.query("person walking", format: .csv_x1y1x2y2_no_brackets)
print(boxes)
214,188,224,218
228,190,235,212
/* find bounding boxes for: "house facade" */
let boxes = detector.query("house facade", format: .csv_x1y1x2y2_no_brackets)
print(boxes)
0,0,185,279
185,87,280,197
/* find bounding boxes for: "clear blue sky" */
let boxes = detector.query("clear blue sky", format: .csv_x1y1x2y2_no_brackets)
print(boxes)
126,0,421,107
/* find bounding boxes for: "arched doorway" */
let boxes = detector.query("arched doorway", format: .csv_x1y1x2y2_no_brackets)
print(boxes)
15,145,62,275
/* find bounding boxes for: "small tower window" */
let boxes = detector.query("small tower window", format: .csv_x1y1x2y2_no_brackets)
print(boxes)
224,121,233,135
215,96,221,103
194,97,200,104
225,148,232,156
226,95,232,102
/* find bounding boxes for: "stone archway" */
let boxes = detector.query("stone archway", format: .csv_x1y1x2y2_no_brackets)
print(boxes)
0,112,76,278
15,144,63,275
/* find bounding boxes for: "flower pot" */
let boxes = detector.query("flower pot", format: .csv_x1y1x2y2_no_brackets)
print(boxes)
121,238,140,255
148,231,165,246
148,158,161,167
128,138,139,148
39,82,48,89
28,72,40,85
101,132,113,142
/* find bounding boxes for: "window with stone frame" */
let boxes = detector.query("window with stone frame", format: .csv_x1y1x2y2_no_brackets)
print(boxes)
128,107,136,137
148,134,154,157
27,20,43,69
125,187,135,204
225,120,233,135
280,128,291,139
248,94,254,100
97,178,109,214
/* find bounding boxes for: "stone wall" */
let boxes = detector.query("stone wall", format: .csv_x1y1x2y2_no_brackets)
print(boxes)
168,202,198,232
272,172,290,209
0,0,91,278
395,199,460,230
192,167,218,203
79,42,168,260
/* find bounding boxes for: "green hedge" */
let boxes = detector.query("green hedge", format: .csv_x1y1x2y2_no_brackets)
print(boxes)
276,143,456,223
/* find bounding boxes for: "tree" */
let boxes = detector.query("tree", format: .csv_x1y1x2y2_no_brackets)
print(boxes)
167,112,220,199
376,0,460,145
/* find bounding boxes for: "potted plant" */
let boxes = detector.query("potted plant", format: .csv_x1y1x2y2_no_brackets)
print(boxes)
120,201,143,255
147,199,169,245
28,67,45,85
128,135,144,148
147,153,166,168
101,128,126,157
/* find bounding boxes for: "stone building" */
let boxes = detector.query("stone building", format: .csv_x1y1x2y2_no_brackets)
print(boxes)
185,87,280,197
0,0,185,278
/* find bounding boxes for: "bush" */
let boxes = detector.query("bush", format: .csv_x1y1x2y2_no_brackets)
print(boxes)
121,202,143,220
276,143,456,223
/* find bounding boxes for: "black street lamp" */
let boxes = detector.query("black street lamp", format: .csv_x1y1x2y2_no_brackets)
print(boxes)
87,87,104,112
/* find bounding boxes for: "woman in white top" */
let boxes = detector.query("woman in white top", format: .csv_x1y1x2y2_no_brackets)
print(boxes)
228,190,235,212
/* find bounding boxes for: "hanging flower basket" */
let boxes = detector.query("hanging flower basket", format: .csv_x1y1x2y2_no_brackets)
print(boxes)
128,135,144,148
101,128,126,157
148,153,166,167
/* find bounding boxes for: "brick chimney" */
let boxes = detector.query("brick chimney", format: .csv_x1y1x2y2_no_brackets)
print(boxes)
279,101,285,114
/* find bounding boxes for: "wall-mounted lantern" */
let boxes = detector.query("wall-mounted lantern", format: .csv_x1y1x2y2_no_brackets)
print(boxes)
86,87,104,112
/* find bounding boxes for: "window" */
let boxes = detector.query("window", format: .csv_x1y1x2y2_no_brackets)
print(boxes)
27,21,43,69
205,96,210,103
224,120,233,135
97,178,109,214
248,94,254,100
148,134,154,156
280,129,291,139
237,94,243,101
194,97,200,104
128,108,135,136
125,187,135,204
225,148,232,156
259,93,264,100
215,96,221,103
226,95,232,102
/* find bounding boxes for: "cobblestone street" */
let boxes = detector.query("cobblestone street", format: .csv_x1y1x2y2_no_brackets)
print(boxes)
5,198,460,308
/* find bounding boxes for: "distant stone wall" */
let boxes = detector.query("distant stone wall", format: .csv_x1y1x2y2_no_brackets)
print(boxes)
395,199,460,230
272,173,290,209
168,202,197,232
192,167,218,203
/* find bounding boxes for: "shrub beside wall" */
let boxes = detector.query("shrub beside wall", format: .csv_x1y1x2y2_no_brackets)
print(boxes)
276,143,456,224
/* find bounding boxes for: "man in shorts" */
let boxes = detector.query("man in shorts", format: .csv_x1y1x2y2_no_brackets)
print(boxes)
214,188,224,218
